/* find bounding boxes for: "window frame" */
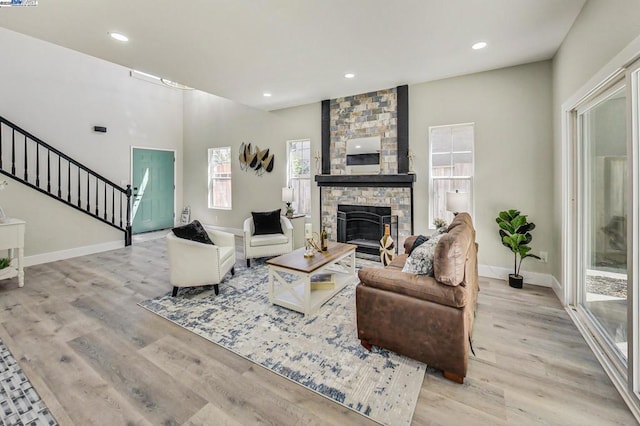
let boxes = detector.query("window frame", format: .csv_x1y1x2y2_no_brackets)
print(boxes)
286,138,311,216
428,122,475,228
207,146,232,210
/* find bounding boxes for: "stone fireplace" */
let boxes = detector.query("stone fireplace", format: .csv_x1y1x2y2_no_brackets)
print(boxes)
315,85,414,249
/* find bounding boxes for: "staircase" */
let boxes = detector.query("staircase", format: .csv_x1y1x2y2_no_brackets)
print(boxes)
0,116,132,245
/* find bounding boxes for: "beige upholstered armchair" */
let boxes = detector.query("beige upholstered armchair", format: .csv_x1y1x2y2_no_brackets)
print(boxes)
166,226,236,297
243,214,293,267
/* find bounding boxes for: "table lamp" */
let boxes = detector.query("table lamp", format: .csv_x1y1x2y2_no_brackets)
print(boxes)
282,187,294,218
446,190,468,215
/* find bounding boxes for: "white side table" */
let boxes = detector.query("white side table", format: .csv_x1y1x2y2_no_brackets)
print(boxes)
0,218,25,287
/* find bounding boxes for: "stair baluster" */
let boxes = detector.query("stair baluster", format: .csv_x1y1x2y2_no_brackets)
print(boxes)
47,149,51,192
0,116,132,246
36,145,40,188
57,156,61,198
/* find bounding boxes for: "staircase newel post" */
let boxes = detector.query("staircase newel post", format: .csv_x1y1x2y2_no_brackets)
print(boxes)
125,184,132,246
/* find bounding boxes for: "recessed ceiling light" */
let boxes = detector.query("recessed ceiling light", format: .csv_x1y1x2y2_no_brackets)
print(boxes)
263,92,272,97
344,73,355,79
109,32,129,42
472,41,487,50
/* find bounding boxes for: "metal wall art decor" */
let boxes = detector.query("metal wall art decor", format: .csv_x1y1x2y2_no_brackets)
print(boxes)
239,142,274,175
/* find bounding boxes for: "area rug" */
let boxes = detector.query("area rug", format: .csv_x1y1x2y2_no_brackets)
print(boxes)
0,338,57,426
139,260,426,425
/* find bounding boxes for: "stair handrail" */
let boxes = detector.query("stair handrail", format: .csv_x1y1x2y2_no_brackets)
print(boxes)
0,115,133,245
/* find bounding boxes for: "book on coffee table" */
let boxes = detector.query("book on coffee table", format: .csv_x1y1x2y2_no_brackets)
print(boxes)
310,273,335,290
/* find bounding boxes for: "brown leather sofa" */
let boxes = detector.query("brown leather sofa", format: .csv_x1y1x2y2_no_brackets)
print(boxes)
355,213,479,383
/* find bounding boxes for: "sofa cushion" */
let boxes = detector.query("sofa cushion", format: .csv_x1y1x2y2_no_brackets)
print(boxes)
252,209,283,235
434,213,474,286
250,233,289,247
171,220,214,245
402,234,444,275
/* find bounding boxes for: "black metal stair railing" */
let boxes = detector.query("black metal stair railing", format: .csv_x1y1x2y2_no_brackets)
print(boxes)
0,116,132,246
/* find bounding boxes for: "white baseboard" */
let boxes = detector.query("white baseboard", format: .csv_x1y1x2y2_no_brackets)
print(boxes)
551,275,564,304
24,240,124,267
478,264,555,288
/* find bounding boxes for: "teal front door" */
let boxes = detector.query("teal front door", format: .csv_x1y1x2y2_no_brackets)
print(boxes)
132,148,175,234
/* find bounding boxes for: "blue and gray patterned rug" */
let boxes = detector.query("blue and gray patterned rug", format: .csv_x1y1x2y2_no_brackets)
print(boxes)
139,260,426,425
0,338,57,426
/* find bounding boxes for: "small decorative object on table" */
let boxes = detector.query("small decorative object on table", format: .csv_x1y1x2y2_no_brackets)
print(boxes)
304,223,315,257
320,226,328,251
379,224,395,266
282,187,295,218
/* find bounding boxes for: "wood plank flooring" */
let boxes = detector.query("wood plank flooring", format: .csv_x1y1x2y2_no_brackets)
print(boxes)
0,236,636,425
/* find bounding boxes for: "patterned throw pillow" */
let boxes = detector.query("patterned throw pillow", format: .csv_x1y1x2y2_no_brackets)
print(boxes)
402,233,445,275
172,220,214,245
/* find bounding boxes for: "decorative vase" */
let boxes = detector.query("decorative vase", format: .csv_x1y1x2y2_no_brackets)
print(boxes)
379,224,395,266
509,274,523,289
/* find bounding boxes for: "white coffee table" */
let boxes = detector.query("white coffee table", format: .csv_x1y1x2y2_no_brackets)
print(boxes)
266,242,357,316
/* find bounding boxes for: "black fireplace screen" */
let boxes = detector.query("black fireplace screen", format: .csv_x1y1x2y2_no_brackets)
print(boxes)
337,205,398,255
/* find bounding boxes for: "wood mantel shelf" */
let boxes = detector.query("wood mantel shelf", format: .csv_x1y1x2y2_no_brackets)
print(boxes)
314,174,415,188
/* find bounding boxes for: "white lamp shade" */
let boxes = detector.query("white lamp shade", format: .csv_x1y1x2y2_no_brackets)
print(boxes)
446,191,468,213
282,187,294,203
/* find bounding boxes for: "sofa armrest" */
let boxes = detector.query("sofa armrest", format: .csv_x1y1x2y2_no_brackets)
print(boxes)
280,216,293,237
205,227,235,248
358,267,468,308
404,235,418,254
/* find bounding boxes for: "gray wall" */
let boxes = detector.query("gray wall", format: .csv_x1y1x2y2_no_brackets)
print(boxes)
0,27,184,259
182,90,320,232
552,0,640,281
410,61,554,275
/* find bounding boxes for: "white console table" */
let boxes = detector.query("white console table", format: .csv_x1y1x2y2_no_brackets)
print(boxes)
0,218,25,287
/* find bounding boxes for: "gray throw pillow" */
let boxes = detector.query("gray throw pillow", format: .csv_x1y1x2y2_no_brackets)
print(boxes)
402,233,444,275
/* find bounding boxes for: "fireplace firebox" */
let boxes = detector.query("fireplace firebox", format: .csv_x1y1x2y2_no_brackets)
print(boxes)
337,205,398,255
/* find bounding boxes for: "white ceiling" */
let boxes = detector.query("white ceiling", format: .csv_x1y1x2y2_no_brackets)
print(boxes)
0,0,586,111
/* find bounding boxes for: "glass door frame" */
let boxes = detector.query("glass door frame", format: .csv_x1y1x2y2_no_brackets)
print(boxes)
628,60,640,399
563,57,640,416
573,78,628,378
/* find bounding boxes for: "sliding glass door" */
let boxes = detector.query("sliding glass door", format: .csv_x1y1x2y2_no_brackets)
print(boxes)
577,83,628,363
569,58,640,412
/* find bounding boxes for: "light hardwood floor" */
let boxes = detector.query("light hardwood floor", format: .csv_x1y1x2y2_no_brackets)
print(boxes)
0,237,636,425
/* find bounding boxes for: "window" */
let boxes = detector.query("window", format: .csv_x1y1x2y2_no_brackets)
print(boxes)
429,123,474,227
286,139,311,215
208,147,232,209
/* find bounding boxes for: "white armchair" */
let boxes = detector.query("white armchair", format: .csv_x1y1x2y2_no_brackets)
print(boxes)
243,215,293,267
166,226,237,297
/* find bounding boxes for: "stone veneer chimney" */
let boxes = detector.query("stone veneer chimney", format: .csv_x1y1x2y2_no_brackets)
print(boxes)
316,86,414,249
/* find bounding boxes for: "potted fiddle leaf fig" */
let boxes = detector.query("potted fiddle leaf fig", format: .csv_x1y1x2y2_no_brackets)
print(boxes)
496,209,541,288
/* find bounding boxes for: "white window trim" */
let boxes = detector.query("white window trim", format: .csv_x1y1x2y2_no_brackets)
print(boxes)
286,138,311,216
428,122,475,229
208,147,232,210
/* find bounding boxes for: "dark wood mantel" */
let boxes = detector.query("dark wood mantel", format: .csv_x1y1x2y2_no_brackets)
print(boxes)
315,174,415,188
